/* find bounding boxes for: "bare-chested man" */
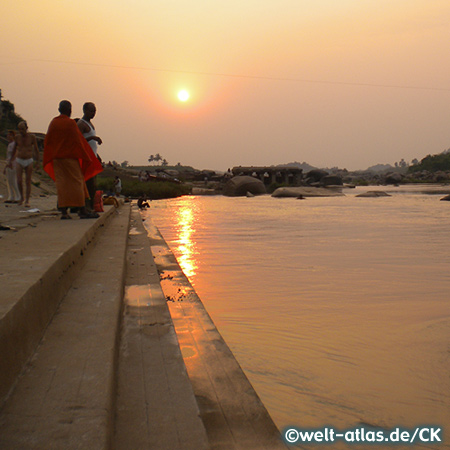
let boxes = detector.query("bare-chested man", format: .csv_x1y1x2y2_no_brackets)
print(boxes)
14,121,40,206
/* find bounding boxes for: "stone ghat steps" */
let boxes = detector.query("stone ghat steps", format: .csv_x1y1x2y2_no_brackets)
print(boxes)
0,205,130,449
0,204,118,405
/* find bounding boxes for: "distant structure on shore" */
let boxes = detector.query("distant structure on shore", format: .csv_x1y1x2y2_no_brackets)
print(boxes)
232,165,303,186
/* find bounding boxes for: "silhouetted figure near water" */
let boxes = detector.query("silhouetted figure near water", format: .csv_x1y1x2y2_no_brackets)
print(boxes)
137,195,150,209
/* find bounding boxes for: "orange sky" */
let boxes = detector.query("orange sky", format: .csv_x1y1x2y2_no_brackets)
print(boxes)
1,0,450,170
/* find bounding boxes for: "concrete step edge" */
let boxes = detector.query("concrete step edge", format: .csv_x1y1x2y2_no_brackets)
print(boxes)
143,216,288,450
113,208,210,450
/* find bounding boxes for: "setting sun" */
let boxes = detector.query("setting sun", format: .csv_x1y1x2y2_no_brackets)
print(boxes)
177,90,190,102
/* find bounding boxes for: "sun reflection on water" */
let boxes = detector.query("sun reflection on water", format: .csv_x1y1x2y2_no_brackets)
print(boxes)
174,201,198,279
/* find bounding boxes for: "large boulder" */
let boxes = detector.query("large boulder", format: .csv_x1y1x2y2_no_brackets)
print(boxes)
321,175,343,186
384,172,403,184
223,176,266,197
305,169,328,183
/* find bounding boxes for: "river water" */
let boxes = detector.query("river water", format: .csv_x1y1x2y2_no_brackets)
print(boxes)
145,185,450,444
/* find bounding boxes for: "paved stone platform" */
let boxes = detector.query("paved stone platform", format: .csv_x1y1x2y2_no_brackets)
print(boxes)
0,203,129,449
0,195,118,404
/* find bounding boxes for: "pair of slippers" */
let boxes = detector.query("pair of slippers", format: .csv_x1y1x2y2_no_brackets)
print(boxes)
61,212,99,220
79,211,100,219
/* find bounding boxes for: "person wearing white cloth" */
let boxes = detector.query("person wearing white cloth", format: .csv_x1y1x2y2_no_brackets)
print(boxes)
77,102,103,209
3,130,21,203
14,121,40,207
114,176,122,197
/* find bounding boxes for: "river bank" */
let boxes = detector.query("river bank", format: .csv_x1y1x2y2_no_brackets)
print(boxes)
0,185,287,449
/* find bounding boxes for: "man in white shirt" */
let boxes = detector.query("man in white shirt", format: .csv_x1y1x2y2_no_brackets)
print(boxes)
77,102,103,209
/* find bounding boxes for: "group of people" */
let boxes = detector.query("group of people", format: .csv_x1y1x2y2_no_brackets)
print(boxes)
43,101,103,219
138,170,154,182
3,101,104,220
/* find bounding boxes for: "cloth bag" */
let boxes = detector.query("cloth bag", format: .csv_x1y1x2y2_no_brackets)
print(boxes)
93,190,104,212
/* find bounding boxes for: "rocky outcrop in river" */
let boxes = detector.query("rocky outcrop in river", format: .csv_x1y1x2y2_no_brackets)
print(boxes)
223,176,266,197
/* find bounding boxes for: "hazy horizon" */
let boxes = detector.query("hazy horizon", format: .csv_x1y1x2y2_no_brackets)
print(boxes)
120,159,401,173
2,1,449,172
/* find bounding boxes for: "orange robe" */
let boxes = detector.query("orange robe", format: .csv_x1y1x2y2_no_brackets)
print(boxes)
43,114,103,207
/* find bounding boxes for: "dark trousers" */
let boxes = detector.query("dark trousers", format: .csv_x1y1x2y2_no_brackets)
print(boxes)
86,176,97,210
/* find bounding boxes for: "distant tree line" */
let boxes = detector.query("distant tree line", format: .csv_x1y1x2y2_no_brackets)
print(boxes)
408,150,450,173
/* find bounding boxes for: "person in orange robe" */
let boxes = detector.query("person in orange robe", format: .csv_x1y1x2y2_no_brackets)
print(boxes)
43,100,103,219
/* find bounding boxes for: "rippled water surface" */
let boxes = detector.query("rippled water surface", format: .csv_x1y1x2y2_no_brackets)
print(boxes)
146,186,450,441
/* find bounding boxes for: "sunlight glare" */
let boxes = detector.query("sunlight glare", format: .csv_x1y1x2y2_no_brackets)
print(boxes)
177,89,190,102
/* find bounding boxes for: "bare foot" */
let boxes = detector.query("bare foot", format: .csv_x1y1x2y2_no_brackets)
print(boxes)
25,202,30,208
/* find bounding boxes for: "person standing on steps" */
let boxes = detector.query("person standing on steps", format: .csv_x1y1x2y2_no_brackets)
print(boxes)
14,121,40,207
77,102,103,209
114,176,122,197
3,130,21,203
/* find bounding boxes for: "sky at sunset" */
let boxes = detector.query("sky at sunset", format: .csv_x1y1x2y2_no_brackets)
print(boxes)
1,0,450,171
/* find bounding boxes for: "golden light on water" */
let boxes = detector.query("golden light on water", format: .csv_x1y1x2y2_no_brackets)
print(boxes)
175,204,198,279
